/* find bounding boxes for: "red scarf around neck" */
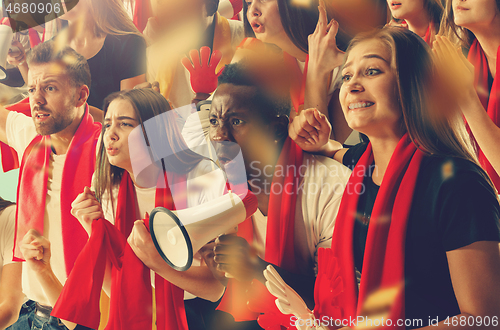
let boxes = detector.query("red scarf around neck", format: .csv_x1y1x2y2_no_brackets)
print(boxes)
468,39,500,191
218,138,304,328
397,21,434,46
13,105,101,277
52,171,188,330
315,134,424,328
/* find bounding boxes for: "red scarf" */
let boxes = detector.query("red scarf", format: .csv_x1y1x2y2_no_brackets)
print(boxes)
133,0,151,33
284,52,308,114
52,171,188,330
315,134,424,328
13,105,101,277
218,138,304,329
1,98,31,172
467,39,500,191
396,21,434,46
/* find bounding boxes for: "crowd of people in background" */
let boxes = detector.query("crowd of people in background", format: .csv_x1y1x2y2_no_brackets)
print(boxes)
0,0,499,329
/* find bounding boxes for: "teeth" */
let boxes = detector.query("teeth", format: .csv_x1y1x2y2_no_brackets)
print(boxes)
349,102,374,110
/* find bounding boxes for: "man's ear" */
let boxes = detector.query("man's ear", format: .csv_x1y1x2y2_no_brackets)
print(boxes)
75,85,90,108
271,114,289,142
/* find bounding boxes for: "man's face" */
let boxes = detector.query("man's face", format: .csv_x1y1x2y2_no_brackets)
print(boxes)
27,63,79,136
209,83,278,181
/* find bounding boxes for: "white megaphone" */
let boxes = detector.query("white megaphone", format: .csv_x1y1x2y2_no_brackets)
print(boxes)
149,190,258,271
0,18,15,81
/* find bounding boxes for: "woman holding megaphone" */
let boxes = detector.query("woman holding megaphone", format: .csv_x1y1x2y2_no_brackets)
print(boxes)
31,89,240,330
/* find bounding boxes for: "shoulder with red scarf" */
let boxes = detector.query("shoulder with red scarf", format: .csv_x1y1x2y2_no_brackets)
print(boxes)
314,134,500,328
218,138,351,329
467,39,500,191
13,104,101,278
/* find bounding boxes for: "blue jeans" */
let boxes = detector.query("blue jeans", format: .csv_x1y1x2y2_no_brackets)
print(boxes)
6,300,69,330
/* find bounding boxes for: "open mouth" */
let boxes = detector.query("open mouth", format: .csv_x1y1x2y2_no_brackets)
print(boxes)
251,22,264,33
34,113,51,122
349,102,374,110
391,2,402,8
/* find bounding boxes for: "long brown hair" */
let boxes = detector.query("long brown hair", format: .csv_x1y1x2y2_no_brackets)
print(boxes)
94,89,203,207
243,0,349,53
346,28,481,164
86,0,143,38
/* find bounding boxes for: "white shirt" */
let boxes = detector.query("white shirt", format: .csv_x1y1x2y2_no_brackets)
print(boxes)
6,111,68,305
252,153,351,277
99,159,227,300
0,205,16,283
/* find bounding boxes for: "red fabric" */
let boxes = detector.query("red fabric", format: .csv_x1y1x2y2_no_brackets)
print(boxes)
468,40,500,191
422,23,432,46
229,0,243,16
284,52,308,114
315,134,424,329
52,171,188,330
28,28,42,47
392,21,433,46
218,138,304,329
133,0,152,33
13,105,101,278
1,98,31,172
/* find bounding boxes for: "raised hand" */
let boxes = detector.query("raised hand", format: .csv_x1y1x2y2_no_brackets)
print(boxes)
432,35,475,107
6,40,26,67
213,234,265,282
307,0,345,76
181,46,223,95
71,186,104,236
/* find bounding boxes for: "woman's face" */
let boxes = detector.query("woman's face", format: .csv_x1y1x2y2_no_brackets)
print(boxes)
103,99,140,173
246,0,288,45
387,0,426,21
452,0,500,30
339,38,402,137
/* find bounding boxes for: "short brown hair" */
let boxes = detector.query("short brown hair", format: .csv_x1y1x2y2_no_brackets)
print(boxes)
26,40,91,88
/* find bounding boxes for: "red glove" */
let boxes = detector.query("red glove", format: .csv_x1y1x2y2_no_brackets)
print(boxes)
314,248,344,323
181,46,223,94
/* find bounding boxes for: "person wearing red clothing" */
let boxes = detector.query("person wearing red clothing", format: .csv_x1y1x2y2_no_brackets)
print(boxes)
439,0,500,192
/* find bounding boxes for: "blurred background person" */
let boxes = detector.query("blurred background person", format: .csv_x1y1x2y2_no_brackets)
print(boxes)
386,0,444,45
439,0,500,192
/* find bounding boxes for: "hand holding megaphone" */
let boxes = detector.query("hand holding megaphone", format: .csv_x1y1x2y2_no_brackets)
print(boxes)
7,40,25,66
213,234,266,282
